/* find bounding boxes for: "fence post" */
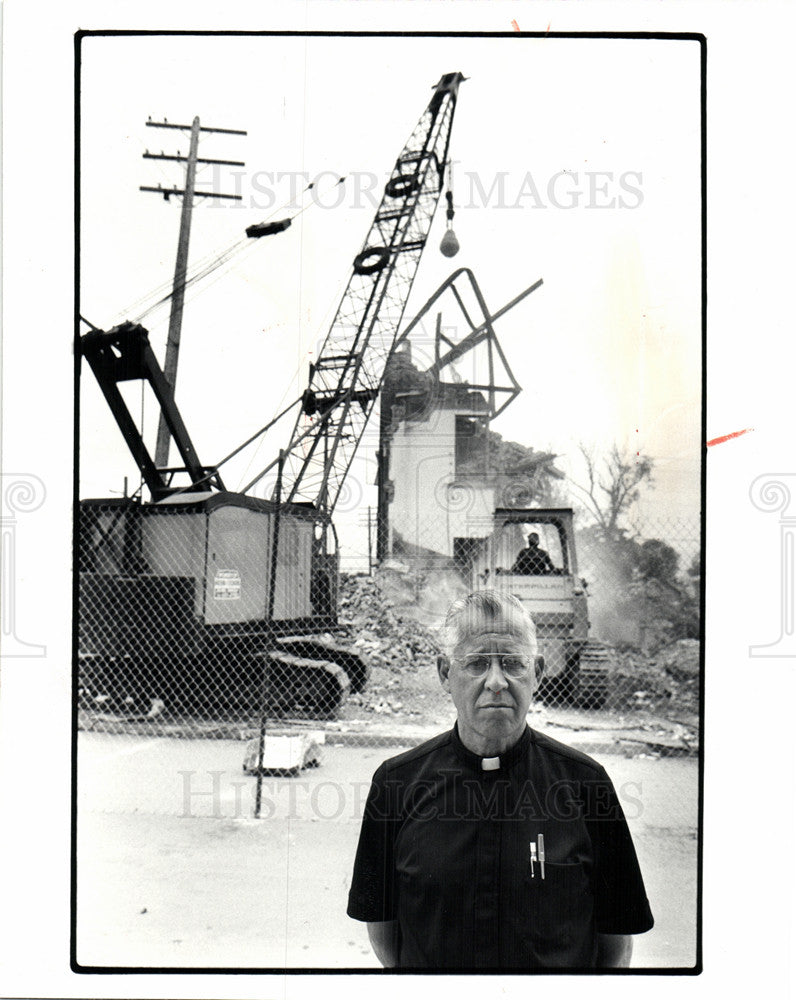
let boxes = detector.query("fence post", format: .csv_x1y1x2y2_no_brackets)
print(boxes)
254,450,285,819
367,505,373,575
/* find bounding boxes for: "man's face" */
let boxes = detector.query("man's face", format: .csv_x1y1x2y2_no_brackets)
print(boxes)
438,610,542,756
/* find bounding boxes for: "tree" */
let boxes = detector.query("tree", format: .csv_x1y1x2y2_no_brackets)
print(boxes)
568,446,701,648
637,539,680,583
686,552,701,593
570,443,654,540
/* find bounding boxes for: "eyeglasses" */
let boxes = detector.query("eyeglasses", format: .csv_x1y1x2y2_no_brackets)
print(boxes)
459,653,531,678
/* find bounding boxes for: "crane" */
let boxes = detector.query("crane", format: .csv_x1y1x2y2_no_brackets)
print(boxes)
78,71,468,720
246,72,466,515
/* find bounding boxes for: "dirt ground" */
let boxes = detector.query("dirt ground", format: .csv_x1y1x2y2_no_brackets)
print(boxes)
76,733,698,970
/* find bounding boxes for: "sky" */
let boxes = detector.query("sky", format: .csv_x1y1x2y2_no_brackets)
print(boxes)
78,33,702,567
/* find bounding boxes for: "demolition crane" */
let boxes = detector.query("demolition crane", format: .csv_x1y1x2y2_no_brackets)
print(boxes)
79,73,466,717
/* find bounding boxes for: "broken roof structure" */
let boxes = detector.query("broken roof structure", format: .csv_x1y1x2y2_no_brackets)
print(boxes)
375,270,562,565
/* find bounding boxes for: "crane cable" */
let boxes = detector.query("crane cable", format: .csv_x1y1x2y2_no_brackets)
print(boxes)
153,395,304,502
138,376,146,501
167,178,352,490
118,175,318,320
233,182,357,492
98,175,348,496
113,177,345,327
130,236,251,324
169,177,345,320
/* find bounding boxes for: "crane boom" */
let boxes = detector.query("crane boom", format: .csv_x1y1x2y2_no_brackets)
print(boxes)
278,72,466,514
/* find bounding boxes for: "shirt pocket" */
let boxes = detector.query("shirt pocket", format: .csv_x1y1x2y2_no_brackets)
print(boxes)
523,860,594,961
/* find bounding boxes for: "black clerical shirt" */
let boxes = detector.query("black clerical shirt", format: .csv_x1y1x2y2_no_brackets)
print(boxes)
347,724,653,969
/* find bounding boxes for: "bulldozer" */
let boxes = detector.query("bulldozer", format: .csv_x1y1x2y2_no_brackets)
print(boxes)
471,507,612,708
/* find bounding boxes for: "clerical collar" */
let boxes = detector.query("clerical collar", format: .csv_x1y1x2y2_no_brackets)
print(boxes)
450,722,532,771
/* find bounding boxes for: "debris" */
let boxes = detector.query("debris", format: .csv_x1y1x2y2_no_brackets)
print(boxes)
660,639,700,680
338,573,441,673
242,733,324,776
610,642,699,717
336,573,700,739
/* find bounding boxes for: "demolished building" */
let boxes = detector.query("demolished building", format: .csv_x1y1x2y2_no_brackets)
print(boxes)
376,339,564,571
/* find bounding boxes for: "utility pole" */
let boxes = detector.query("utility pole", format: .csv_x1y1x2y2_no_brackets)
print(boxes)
141,117,246,470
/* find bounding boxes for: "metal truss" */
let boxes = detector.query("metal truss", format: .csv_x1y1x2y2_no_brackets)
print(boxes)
272,73,466,515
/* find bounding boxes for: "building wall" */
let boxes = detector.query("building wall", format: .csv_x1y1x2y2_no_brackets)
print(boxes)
389,406,497,558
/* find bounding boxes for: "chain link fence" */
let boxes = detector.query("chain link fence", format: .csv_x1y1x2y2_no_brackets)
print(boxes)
77,496,700,788
76,499,699,968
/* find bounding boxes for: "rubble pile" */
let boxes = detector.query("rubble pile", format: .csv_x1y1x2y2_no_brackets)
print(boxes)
338,573,442,670
336,573,700,728
610,639,700,720
337,573,450,723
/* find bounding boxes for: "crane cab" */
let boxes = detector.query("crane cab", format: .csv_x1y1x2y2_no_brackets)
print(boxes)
78,492,350,714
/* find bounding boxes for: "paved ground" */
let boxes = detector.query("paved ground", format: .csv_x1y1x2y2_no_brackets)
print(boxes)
76,733,698,970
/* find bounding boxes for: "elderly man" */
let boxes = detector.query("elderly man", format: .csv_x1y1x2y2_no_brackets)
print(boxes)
347,590,653,969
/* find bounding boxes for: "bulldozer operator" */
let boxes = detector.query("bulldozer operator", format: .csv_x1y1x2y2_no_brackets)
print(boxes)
510,532,556,575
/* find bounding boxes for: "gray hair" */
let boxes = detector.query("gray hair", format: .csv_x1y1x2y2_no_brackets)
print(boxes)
441,590,537,658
